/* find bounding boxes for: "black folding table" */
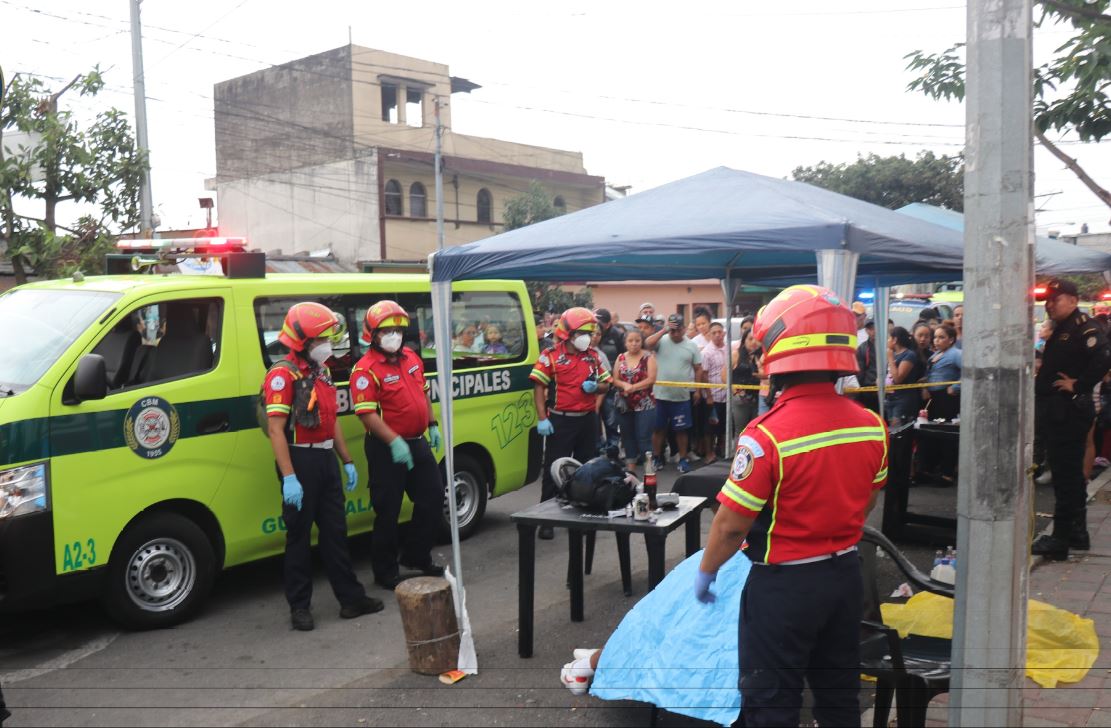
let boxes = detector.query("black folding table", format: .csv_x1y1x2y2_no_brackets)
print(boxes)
510,495,708,658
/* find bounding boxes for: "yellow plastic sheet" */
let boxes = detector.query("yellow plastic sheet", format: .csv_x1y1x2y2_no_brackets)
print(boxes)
881,592,1100,688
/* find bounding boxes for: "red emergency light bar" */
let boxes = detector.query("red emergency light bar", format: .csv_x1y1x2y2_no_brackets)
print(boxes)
1100,291,1111,301
116,237,247,253
1033,285,1048,301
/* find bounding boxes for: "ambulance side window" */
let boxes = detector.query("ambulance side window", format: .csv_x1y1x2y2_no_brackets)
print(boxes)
91,298,222,391
352,291,526,373
447,291,527,371
253,296,355,383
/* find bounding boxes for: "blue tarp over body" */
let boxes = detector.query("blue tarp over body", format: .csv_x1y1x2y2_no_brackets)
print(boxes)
897,203,1111,277
431,167,966,285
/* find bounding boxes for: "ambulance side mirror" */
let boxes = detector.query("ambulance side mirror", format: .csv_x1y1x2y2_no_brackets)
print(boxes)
73,354,108,402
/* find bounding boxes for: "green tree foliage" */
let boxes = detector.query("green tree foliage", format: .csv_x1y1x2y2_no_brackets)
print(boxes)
503,180,560,231
502,180,593,315
0,67,147,283
792,151,964,211
905,0,1111,209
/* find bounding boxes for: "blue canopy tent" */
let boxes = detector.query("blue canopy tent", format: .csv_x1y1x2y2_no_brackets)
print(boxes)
427,168,1111,674
427,167,975,637
432,167,966,287
897,202,1111,277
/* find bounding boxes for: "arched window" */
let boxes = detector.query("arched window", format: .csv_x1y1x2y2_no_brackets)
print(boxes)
410,182,427,218
384,179,403,216
553,195,566,214
476,188,492,224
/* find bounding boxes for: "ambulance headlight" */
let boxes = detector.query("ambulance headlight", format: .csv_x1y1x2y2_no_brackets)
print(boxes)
0,462,49,520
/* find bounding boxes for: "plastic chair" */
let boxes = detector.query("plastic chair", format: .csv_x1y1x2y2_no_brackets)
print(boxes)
859,525,954,728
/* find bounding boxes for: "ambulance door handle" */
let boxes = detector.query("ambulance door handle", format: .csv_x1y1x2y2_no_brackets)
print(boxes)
196,411,230,435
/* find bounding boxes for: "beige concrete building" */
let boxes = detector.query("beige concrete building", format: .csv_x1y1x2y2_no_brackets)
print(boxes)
589,280,770,325
209,45,605,264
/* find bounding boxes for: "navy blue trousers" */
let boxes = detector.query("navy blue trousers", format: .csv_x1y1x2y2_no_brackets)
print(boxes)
738,552,863,727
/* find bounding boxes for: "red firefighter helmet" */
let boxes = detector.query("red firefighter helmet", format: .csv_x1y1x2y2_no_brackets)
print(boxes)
753,285,858,376
361,300,410,343
278,302,347,352
554,307,598,341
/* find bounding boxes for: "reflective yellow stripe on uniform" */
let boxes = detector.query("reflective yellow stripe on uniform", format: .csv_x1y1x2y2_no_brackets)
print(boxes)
353,401,379,413
766,332,858,359
530,368,551,384
775,425,886,458
866,409,889,483
756,424,786,563
266,404,291,414
721,480,766,512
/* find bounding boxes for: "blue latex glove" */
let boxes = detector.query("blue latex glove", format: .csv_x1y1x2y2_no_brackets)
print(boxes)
389,436,415,470
282,474,303,511
343,462,358,492
694,569,717,604
581,379,598,394
428,424,442,450
537,418,555,437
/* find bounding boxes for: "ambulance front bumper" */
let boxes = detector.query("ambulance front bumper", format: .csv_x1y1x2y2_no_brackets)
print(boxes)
0,512,102,612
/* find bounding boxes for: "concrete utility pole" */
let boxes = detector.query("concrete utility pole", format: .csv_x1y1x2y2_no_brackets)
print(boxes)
951,1,1033,725
129,0,154,235
434,96,444,250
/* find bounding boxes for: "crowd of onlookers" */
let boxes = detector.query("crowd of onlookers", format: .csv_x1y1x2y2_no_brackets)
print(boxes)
532,297,972,478
536,302,741,475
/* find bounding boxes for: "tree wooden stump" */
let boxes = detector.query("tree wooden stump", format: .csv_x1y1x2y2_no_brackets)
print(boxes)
394,577,460,675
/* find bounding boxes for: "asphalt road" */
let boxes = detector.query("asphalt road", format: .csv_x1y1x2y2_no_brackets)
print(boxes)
0,461,1064,727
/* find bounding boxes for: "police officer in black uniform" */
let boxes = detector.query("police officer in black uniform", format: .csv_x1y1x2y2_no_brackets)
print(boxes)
1034,279,1111,560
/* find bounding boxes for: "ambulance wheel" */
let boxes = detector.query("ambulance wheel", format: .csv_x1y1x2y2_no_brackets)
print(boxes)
443,453,488,541
101,512,216,629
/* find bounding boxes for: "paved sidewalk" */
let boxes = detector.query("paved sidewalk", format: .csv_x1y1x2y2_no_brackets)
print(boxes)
918,473,1111,728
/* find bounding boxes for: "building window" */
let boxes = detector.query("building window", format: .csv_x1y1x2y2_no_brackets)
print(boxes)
410,182,427,218
406,88,424,128
553,196,566,214
385,179,403,216
476,188,492,224
381,84,398,124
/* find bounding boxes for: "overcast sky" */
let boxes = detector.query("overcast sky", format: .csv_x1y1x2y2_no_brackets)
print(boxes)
6,0,1109,236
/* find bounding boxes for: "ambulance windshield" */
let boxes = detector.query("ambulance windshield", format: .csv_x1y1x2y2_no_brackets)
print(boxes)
0,288,121,393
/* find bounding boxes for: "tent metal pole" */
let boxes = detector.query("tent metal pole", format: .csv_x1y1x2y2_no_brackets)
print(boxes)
874,286,889,421
815,248,860,303
722,269,736,447
429,264,464,592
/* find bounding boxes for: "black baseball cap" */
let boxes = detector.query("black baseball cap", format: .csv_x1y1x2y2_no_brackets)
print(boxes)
594,308,612,324
1045,279,1079,299
635,317,653,325
667,313,684,327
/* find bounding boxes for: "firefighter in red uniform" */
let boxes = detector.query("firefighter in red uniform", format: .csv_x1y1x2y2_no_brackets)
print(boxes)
264,302,383,632
530,307,612,539
695,285,888,727
351,300,445,590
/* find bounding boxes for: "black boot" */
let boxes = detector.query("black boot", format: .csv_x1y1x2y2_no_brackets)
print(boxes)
1031,534,1069,561
1069,518,1091,551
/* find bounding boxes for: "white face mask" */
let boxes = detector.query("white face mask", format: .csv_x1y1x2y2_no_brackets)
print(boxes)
572,333,591,351
379,332,403,353
308,342,333,365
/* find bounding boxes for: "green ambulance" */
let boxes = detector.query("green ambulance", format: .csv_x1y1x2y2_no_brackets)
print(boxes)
0,244,541,628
